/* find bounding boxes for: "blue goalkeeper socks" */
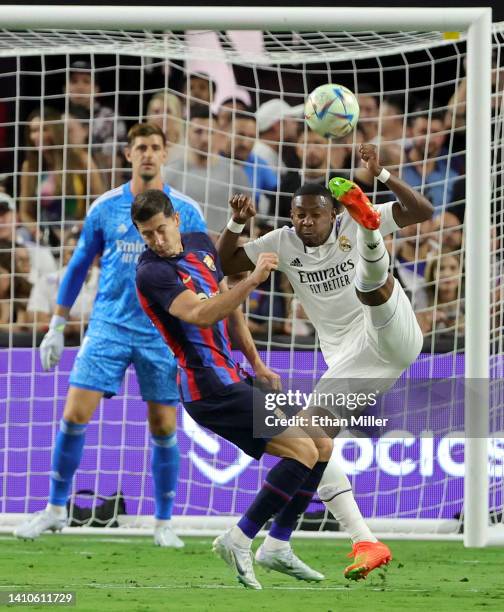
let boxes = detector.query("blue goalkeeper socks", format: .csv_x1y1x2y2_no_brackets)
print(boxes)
151,432,179,520
49,419,87,507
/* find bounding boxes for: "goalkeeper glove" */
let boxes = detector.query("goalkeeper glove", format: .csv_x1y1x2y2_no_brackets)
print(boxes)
40,315,66,371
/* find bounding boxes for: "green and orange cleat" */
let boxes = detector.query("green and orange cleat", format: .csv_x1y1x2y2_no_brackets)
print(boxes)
344,540,393,581
328,177,381,230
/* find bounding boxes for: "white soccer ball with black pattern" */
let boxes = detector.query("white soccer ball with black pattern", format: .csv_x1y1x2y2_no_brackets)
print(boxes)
304,83,360,139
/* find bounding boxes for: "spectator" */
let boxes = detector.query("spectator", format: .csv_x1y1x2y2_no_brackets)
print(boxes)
65,60,127,172
0,240,32,330
27,228,99,338
417,252,464,338
402,104,460,212
182,72,216,110
163,104,250,235
432,211,463,253
20,107,105,245
216,97,248,158
227,108,277,216
356,84,380,142
0,192,56,283
373,95,412,148
253,98,303,178
146,91,185,163
392,218,437,311
275,130,344,221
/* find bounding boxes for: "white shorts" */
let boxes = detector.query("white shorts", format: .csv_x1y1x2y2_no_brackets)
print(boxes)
314,279,423,404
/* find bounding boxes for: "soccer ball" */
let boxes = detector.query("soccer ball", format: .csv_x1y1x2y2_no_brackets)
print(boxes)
304,83,360,139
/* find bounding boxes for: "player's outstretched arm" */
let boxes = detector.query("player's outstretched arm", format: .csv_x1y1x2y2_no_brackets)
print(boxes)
360,143,434,227
39,208,104,371
168,253,278,328
225,281,282,391
216,194,256,275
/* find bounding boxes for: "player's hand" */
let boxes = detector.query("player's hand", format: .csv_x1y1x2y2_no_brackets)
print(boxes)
39,326,65,371
229,194,256,223
359,143,382,177
254,363,282,392
250,252,278,285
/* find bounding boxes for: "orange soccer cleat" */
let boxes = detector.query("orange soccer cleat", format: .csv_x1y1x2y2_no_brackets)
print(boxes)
344,540,392,581
328,177,381,230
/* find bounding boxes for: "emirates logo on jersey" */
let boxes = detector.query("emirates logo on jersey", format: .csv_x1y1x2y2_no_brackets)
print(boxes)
338,235,352,252
203,254,216,271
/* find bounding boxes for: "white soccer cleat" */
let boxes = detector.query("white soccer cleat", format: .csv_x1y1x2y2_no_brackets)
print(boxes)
153,524,184,549
13,509,67,540
255,544,325,582
212,529,262,590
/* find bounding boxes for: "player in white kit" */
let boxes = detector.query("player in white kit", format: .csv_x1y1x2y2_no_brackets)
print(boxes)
217,143,434,580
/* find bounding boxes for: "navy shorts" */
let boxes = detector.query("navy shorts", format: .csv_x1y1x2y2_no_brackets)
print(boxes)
183,381,270,460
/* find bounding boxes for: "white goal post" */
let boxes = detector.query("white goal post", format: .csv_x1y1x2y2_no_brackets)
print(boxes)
0,6,495,547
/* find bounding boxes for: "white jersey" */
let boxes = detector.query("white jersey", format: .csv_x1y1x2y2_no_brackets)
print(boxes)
244,201,400,362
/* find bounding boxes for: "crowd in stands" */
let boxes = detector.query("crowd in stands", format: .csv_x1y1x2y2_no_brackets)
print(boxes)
1,56,500,352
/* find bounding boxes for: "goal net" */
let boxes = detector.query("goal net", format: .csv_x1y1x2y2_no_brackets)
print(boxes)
0,7,499,543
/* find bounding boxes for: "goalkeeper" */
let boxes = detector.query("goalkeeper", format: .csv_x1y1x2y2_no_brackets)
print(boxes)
15,123,214,547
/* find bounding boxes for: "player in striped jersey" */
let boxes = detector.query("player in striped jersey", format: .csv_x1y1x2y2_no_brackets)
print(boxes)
14,123,207,548
133,189,333,589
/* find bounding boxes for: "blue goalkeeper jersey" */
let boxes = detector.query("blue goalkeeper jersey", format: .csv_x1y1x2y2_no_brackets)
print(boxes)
57,181,207,341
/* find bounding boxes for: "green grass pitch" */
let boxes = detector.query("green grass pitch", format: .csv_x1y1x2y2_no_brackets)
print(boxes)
1,535,503,611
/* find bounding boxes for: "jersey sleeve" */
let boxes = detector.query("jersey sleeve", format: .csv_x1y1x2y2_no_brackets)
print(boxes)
376,200,400,236
243,229,284,269
57,202,105,308
136,261,188,312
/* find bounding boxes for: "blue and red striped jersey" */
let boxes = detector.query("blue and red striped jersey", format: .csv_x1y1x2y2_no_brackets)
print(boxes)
136,232,243,401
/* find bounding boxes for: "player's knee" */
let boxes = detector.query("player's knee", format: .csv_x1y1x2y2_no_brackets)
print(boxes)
292,438,319,468
148,404,177,436
314,437,333,462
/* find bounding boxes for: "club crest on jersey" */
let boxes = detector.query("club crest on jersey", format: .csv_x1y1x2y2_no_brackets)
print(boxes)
339,235,352,252
203,254,216,271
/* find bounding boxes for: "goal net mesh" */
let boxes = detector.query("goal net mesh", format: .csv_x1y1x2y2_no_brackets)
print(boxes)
0,25,501,536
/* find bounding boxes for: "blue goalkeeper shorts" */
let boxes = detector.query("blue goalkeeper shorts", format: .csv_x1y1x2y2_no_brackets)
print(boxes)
69,325,179,405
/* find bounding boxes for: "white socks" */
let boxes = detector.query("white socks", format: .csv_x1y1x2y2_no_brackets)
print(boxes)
230,524,253,548
155,519,172,529
263,535,290,551
317,459,377,544
46,503,66,517
355,227,388,293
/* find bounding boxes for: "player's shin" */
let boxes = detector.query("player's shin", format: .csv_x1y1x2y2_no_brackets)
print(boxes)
317,459,377,543
232,458,312,547
264,460,328,550
49,419,87,512
354,227,388,292
151,432,179,521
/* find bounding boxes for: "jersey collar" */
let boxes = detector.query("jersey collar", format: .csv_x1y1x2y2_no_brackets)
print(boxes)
124,181,171,201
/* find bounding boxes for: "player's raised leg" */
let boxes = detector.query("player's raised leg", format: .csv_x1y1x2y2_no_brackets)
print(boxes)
14,387,103,539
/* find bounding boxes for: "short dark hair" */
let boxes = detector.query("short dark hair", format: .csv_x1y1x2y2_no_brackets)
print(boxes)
127,122,167,147
292,182,336,207
188,103,215,122
131,189,175,226
410,100,445,124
